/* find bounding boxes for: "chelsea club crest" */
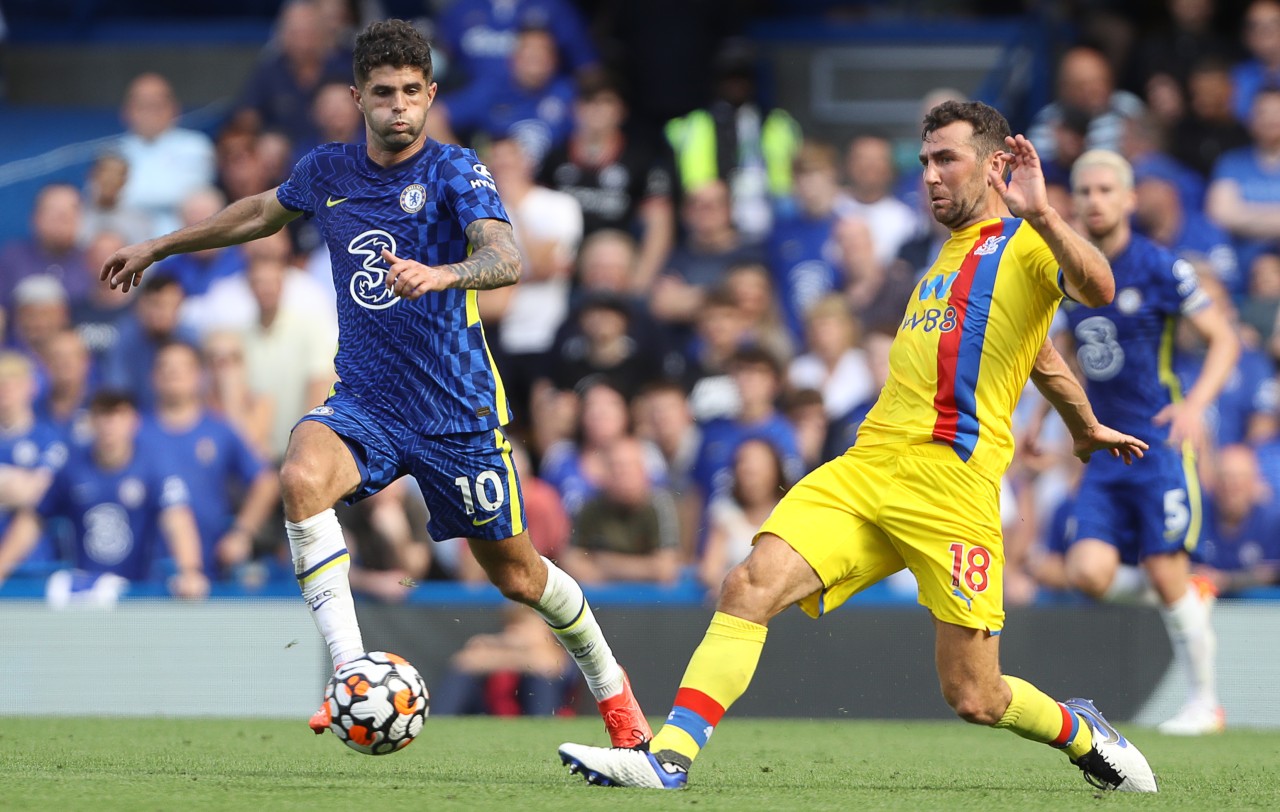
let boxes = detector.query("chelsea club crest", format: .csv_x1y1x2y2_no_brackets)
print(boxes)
400,183,427,213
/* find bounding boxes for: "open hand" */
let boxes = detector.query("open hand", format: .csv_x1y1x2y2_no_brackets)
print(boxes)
101,240,161,293
1072,422,1149,464
987,134,1050,222
1153,402,1207,452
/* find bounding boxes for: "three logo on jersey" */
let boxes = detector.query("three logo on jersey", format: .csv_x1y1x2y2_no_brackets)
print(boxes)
339,166,493,310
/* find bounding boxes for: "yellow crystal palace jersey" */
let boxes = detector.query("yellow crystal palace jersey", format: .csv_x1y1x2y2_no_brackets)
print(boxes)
856,216,1066,483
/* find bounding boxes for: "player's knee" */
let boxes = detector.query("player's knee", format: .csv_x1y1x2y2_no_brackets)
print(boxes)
946,687,1003,726
489,563,543,605
279,458,331,513
717,562,778,624
1067,562,1111,598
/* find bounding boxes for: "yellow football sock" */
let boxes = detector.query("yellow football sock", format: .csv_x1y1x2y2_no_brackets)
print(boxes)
994,675,1093,760
648,611,767,765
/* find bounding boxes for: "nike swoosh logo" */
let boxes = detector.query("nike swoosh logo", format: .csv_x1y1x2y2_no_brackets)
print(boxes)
326,196,349,207
310,596,333,611
471,514,500,527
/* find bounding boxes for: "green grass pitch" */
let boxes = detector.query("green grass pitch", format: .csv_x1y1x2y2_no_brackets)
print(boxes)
3,716,1278,811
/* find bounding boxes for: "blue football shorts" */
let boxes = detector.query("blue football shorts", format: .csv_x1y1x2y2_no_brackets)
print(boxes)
1072,445,1201,562
297,389,527,542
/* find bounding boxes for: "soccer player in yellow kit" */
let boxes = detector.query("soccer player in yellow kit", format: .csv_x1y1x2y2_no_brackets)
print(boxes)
558,101,1159,793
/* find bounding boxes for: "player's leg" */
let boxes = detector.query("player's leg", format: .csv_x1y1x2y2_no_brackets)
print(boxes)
558,533,828,788
1064,475,1144,601
1141,458,1221,734
280,399,403,733
889,448,1153,791
558,450,903,788
932,619,1154,791
466,531,650,747
1146,549,1222,733
280,419,366,668
416,427,649,747
1065,538,1127,598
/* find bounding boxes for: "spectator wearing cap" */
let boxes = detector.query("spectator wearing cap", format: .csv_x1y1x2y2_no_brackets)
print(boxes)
116,73,216,238
9,275,70,363
0,184,93,309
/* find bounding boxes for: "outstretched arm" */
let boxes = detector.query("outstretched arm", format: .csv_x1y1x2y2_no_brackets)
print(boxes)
381,218,522,298
1029,336,1148,463
988,134,1114,307
101,189,300,292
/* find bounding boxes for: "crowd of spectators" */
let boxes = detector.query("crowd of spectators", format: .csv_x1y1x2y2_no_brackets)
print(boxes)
2,0,1280,609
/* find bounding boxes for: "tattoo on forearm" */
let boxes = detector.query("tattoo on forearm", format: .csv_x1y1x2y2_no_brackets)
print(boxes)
453,220,522,289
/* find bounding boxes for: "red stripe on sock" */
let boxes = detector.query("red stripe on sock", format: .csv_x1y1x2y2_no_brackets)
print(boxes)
674,687,726,726
1051,703,1075,747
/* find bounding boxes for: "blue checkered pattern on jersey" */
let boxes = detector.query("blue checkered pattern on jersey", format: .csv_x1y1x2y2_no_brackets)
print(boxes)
277,140,512,436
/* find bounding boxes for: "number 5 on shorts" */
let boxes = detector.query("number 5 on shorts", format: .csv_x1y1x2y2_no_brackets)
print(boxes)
948,543,992,592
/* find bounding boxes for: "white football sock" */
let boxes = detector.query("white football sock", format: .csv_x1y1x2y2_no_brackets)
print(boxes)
533,556,624,701
1161,587,1219,707
1103,564,1159,606
287,509,364,669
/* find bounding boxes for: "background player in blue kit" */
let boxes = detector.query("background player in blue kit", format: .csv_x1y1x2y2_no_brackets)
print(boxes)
0,352,69,581
1061,150,1240,736
100,19,651,747
140,341,277,579
0,391,207,598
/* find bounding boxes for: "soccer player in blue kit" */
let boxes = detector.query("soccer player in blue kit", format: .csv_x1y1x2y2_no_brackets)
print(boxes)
1061,150,1240,735
101,19,650,747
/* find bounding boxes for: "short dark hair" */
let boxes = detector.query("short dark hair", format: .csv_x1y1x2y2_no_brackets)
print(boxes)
89,390,136,414
353,19,433,87
729,345,782,378
921,100,1011,160
154,339,204,368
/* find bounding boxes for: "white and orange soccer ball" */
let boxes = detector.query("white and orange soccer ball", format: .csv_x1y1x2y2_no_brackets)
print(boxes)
325,651,429,755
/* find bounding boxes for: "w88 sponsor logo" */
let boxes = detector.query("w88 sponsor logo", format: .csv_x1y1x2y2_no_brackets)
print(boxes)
901,306,958,334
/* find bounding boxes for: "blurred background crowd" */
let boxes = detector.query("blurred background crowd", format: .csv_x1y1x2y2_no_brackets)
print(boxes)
1,0,1279,621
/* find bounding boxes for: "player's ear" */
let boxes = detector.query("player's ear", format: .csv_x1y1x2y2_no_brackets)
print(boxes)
350,85,363,113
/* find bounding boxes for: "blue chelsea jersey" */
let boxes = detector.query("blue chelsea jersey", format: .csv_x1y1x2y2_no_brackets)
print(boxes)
277,140,513,437
39,448,190,581
1062,232,1210,442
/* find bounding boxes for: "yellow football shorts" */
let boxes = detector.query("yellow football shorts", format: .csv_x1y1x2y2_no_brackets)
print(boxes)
757,441,1006,632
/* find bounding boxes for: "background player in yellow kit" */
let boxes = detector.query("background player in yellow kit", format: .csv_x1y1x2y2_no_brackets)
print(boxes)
557,101,1158,793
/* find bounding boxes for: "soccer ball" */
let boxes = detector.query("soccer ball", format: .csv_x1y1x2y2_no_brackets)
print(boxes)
325,651,429,755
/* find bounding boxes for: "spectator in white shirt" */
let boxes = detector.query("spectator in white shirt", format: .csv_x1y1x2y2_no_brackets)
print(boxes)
116,73,216,238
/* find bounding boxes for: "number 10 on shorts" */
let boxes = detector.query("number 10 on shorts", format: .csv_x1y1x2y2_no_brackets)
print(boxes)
454,472,506,514
948,543,992,592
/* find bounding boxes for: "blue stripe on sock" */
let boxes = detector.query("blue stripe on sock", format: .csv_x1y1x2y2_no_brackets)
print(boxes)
667,707,714,749
297,549,347,581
